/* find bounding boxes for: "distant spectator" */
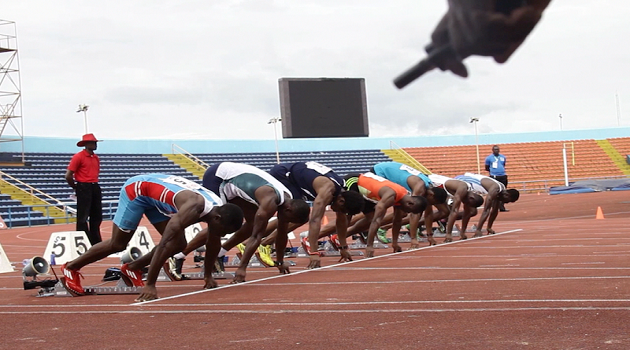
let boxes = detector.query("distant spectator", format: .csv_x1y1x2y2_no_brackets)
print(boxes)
485,145,509,212
65,133,103,245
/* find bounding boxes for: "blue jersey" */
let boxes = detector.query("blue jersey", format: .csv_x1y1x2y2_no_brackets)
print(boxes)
114,174,221,231
372,162,431,192
485,154,506,176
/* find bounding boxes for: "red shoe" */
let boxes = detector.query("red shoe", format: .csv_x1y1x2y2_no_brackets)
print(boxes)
328,234,340,250
60,263,85,296
120,263,145,287
301,236,312,254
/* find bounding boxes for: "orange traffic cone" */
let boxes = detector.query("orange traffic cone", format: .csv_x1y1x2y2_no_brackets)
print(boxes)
595,206,605,220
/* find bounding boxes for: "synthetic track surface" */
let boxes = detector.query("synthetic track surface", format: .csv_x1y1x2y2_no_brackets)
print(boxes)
0,191,628,350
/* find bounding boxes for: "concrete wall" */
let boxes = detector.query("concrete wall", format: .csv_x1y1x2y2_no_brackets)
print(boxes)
1,127,629,154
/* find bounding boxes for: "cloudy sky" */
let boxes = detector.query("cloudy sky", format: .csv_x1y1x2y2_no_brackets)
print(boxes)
2,0,629,141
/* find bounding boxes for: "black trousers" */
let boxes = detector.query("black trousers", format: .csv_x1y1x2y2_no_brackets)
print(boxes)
76,182,103,245
491,175,509,210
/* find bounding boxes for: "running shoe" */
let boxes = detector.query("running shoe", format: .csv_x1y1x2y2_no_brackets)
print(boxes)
60,263,84,296
328,234,341,250
256,244,275,267
120,263,145,287
162,257,183,281
213,256,225,273
301,236,312,254
377,228,391,244
236,243,246,259
437,220,446,233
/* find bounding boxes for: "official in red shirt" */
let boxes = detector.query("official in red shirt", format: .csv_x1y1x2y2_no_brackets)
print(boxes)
65,133,103,245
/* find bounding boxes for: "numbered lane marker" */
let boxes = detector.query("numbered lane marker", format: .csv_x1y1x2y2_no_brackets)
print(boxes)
108,226,157,259
43,231,92,265
0,215,7,230
132,226,155,256
184,223,203,243
0,241,14,273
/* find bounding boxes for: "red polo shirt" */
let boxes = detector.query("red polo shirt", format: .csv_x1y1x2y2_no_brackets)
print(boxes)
68,150,100,183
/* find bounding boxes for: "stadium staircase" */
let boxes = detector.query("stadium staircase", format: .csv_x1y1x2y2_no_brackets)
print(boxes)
164,154,206,178
602,137,630,175
381,148,431,175
0,175,69,223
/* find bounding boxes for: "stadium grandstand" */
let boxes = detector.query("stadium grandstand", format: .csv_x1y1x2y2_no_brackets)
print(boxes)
0,127,629,228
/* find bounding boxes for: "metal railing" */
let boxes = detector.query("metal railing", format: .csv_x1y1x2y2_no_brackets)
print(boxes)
0,200,118,228
171,143,209,171
388,141,432,174
510,174,629,193
0,170,76,214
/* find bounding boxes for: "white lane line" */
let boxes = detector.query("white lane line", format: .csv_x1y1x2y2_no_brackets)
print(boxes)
391,254,630,258
561,262,606,265
130,229,523,306
2,306,630,315
449,245,630,249
4,298,630,309
233,275,630,286
327,267,630,270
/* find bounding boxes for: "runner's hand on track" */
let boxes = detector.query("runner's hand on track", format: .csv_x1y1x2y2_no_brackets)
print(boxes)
231,267,246,284
203,276,218,289
338,248,353,263
307,254,321,269
365,246,375,258
276,261,291,274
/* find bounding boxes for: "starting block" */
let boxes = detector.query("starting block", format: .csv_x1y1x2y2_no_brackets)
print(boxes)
44,278,142,297
158,266,234,281
180,271,235,280
432,225,466,238
157,260,234,281
313,241,363,257
29,274,143,297
0,241,13,273
226,255,296,268
349,241,388,250
397,232,429,243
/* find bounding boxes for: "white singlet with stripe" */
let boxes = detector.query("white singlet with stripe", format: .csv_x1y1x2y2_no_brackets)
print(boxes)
456,173,505,195
216,162,291,205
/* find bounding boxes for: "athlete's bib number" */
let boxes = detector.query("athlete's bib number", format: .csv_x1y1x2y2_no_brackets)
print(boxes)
306,162,332,175
163,175,202,191
399,164,421,175
362,172,387,182
185,223,203,243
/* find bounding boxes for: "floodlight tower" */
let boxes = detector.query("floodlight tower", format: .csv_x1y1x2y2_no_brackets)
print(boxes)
470,117,480,174
0,20,25,162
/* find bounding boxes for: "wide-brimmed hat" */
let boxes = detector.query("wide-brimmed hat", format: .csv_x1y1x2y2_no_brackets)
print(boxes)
77,133,102,147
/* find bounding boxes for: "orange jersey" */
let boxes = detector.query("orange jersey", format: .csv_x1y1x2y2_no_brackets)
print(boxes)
357,173,409,204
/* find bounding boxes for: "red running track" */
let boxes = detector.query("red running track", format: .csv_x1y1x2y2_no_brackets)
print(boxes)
0,191,629,350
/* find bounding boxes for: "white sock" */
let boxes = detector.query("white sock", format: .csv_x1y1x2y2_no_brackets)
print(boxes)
218,247,228,257
174,252,186,260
